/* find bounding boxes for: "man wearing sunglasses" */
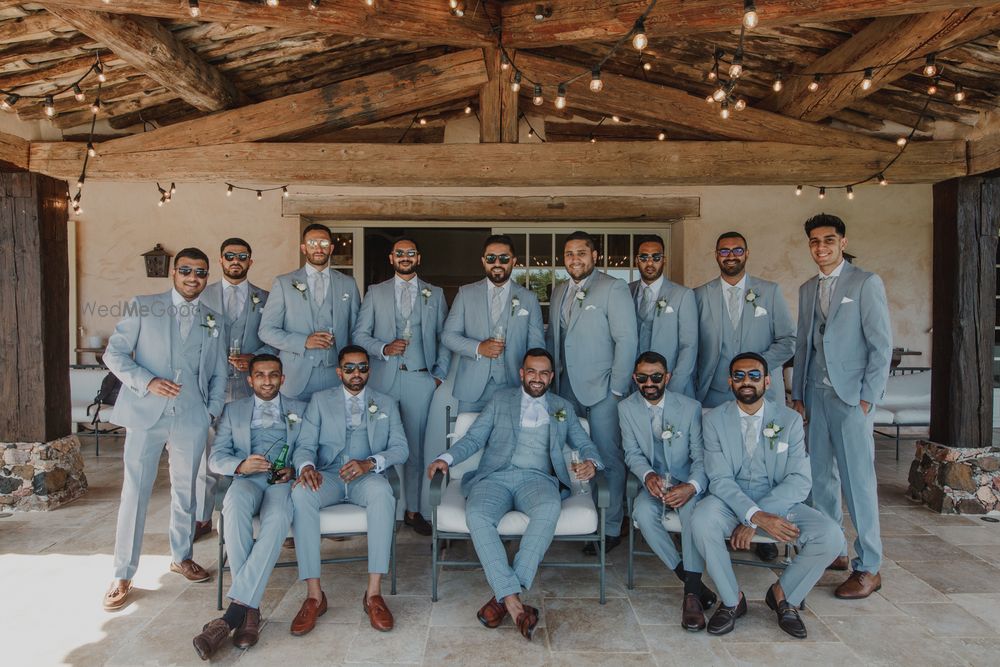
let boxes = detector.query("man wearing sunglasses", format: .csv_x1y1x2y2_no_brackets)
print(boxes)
194,238,277,542
792,214,891,600
353,237,449,536
693,352,842,639
102,248,229,611
629,235,698,398
619,351,716,630
260,223,360,401
289,346,408,634
443,234,544,412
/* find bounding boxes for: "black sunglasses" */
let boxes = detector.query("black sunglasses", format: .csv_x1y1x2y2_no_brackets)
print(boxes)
341,362,370,374
635,373,665,384
176,266,209,278
717,247,746,257
636,253,663,262
731,369,763,382
223,252,250,261
393,249,418,258
484,253,512,265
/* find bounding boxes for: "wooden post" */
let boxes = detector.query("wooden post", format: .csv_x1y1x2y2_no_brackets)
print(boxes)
0,172,71,442
929,175,999,448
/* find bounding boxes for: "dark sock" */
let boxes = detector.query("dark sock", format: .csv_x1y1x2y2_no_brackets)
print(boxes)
673,563,687,583
222,603,247,630
684,571,703,596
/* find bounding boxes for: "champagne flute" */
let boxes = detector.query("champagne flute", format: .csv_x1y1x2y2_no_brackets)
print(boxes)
660,473,672,522
401,319,412,342
570,450,589,495
228,337,242,378
492,323,506,343
165,369,183,416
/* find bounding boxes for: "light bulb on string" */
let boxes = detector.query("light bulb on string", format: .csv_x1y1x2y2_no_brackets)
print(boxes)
657,131,666,141
589,137,596,143
554,84,567,110
878,173,888,186
632,18,647,51
91,98,101,115
860,68,873,91
464,104,472,114
418,117,427,125
87,142,96,158
705,94,715,104
896,136,907,147
707,68,717,82
72,84,85,101
772,74,783,92
611,115,620,123
720,101,730,120
928,78,939,95
808,74,822,92
643,61,652,72
590,68,603,92
310,0,321,8
188,0,200,17
795,185,803,196
846,186,855,200
511,71,521,92
734,98,746,111
923,54,938,77
256,191,262,201
158,194,166,207
169,183,176,195
954,84,965,102
532,84,543,106
282,186,289,198
500,53,510,71
95,62,106,82
711,87,727,102
742,1,758,29
818,187,826,200
365,0,374,6
76,174,85,190
729,52,743,79
451,0,465,16
226,184,233,197
44,95,55,117
265,0,277,4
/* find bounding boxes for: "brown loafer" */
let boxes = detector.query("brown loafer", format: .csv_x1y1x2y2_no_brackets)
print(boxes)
170,559,211,583
102,580,132,611
835,571,881,599
477,597,508,629
193,521,213,542
232,608,261,649
363,593,394,632
827,555,850,571
290,593,327,636
515,605,539,641
681,592,706,631
193,618,231,661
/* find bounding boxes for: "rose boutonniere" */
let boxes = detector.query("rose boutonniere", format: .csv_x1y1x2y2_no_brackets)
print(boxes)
745,288,759,304
655,298,668,316
763,422,783,449
250,292,262,312
291,280,308,300
510,296,520,317
367,398,380,420
286,413,300,427
575,288,587,306
420,287,432,305
552,408,567,423
201,313,219,337
661,424,682,445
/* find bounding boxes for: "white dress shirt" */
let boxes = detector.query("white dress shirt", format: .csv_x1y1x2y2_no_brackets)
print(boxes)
222,279,249,320
394,274,419,312
636,275,664,310
737,404,764,528
250,394,282,429
720,274,748,324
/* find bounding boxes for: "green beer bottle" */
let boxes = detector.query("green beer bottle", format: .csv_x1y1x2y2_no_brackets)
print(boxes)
268,443,289,485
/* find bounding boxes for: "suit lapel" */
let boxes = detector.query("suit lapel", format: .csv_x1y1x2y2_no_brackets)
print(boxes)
293,268,315,330
707,280,724,346
825,262,853,324
739,276,757,338
236,398,253,455
761,400,778,484
723,402,744,472
567,274,593,332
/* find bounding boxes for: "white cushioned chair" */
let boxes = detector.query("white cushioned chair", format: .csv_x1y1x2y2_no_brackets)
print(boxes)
874,368,931,460
429,408,610,604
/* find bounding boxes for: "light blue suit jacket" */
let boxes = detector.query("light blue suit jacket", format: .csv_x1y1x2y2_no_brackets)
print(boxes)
703,400,810,522
352,276,450,390
629,278,698,397
441,279,545,402
258,267,360,397
104,290,228,430
546,271,638,406
792,261,892,407
291,388,409,473
208,395,308,477
446,387,603,497
618,390,707,492
693,275,796,402
201,280,276,357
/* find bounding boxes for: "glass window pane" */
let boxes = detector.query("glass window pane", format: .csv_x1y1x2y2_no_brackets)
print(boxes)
529,233,553,267
555,233,569,266
507,233,527,267
512,267,528,288
607,234,629,270
527,268,554,303
331,232,353,266
606,268,632,283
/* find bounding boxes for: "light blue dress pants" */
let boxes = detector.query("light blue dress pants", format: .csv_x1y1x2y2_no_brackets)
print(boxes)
634,488,703,572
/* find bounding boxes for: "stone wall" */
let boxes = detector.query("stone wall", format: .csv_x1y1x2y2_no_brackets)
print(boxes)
908,440,1000,514
1,435,88,511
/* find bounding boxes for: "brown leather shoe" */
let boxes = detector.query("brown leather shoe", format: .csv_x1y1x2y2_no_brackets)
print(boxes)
477,597,508,628
193,520,213,542
363,593,394,632
827,555,850,571
681,593,706,631
170,559,211,582
232,608,261,649
103,580,132,611
290,593,327,636
835,571,881,599
515,605,539,640
192,618,231,660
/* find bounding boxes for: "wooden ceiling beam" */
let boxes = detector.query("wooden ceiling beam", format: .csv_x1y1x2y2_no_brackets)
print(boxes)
95,49,488,155
38,0,493,47
28,139,967,186
0,131,30,171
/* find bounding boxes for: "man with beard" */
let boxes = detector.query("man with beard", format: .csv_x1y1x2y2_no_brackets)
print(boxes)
619,351,717,631
629,235,698,398
260,223,360,401
442,234,544,412
353,237,449,536
427,349,603,640
102,248,228,611
792,214,891,599
191,354,306,660
193,238,276,541
289,346,408,634
546,231,636,554
692,352,842,639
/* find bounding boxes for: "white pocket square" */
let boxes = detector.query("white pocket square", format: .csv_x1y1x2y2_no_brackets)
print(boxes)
517,308,529,316
584,305,596,311
754,306,768,317
665,306,675,314
377,413,388,420
776,441,789,453
841,296,854,304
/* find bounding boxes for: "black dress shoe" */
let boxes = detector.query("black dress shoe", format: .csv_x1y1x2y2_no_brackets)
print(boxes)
706,594,747,636
765,585,807,639
582,535,622,555
404,512,432,536
755,542,779,562
699,586,718,611
681,593,706,631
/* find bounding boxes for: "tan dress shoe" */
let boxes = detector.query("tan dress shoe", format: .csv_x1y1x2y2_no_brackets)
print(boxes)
103,580,132,611
290,593,327,636
515,605,539,640
170,559,211,582
232,608,261,649
193,618,231,661
363,593,394,632
835,571,881,599
477,597,508,628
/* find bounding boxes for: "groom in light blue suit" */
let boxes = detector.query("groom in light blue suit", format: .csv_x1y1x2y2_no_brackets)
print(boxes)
694,232,796,409
693,352,842,639
259,223,360,401
102,248,228,611
629,235,698,398
353,237,449,535
792,214,891,600
442,234,545,412
546,231,637,552
620,351,716,631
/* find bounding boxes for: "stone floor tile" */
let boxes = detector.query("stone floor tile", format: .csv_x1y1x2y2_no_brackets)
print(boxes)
940,637,1000,667
897,602,996,637
640,623,735,666
897,559,1000,594
945,594,1000,632
881,534,979,562
238,620,355,666
824,615,966,666
716,601,837,643
343,595,432,664
627,586,688,626
875,511,930,536
423,626,550,666
875,567,949,604
105,617,242,666
544,597,645,652
956,544,1000,566
922,524,1000,546
723,641,859,665
802,589,904,617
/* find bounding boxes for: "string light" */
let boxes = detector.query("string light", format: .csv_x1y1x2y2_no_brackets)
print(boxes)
923,54,938,77
720,101,730,119
808,74,822,92
532,84,543,106
742,1,758,29
418,117,427,125
90,98,101,115
734,98,747,111
464,104,472,114
590,68,604,92
928,78,939,95
896,136,907,146
554,84,567,109
795,185,803,196
188,0,200,17
95,61,106,83
846,186,855,200
223,183,290,200
43,95,55,117
256,190,263,200
643,61,652,72
657,131,666,141
310,0,321,8
772,74,783,92
878,173,888,186
632,17,648,51
818,187,826,199
861,68,873,91
729,52,743,79
511,72,521,92
86,142,96,158
282,186,289,198
611,115,621,122
72,84,85,101
954,84,965,102
226,184,233,196
500,53,510,71
450,0,465,17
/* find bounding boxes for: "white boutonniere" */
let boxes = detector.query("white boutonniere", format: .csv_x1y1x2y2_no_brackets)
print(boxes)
575,288,587,305
291,280,308,300
510,297,520,317
341,292,350,301
655,298,668,316
661,424,682,445
250,292,262,312
745,288,759,303
367,398,380,421
420,287,432,305
286,412,300,427
553,408,567,423
201,313,219,337
762,422,783,450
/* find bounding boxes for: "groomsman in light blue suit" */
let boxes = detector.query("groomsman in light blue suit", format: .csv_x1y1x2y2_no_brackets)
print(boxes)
289,346,408,634
546,231,637,553
693,352,843,639
428,349,603,641
194,237,276,538
259,223,360,401
792,214,891,600
442,234,545,412
102,248,228,612
191,354,306,660
694,232,796,409
629,235,698,398
353,237,449,536
619,351,716,631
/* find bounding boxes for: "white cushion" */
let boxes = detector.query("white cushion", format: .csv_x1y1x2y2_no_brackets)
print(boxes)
880,372,931,412
894,408,930,425
257,503,369,538
648,510,778,544
872,408,895,425
69,368,118,425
